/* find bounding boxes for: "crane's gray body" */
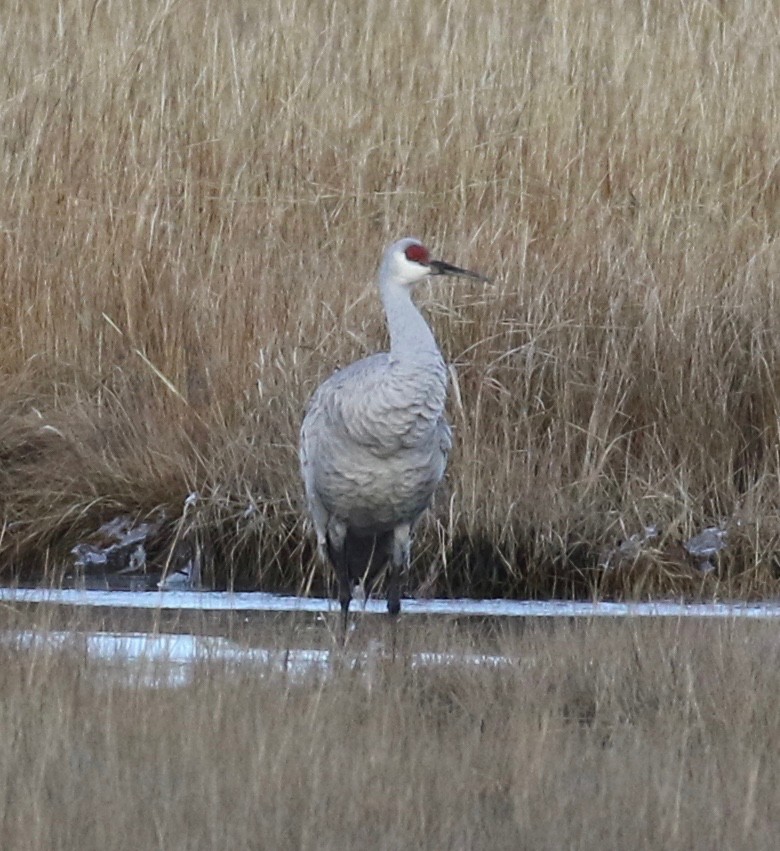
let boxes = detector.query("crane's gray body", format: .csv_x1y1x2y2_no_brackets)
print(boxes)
300,350,450,552
300,237,482,630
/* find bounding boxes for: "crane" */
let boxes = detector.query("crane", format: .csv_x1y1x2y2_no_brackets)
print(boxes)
299,237,488,638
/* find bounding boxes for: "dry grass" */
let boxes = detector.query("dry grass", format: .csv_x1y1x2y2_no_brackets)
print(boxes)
0,607,778,849
1,0,780,595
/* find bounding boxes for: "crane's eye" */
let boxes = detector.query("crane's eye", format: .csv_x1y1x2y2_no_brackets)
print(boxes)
405,244,430,265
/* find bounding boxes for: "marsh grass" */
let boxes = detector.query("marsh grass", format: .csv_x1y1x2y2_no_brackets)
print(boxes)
0,608,778,849
1,0,780,596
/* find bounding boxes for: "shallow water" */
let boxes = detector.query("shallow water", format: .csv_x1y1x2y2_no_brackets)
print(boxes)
3,587,780,689
0,628,511,687
2,586,780,619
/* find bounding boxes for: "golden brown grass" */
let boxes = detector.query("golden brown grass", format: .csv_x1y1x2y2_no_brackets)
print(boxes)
1,0,780,596
0,607,779,849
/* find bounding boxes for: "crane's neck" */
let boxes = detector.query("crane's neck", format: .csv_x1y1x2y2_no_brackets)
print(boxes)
380,280,441,362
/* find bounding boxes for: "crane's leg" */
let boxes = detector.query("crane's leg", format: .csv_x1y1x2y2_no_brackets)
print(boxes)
388,524,411,659
327,521,351,644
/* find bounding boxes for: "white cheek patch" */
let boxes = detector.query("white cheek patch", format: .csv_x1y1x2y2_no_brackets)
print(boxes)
396,256,430,285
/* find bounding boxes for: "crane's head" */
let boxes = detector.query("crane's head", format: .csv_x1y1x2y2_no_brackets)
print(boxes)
380,237,489,289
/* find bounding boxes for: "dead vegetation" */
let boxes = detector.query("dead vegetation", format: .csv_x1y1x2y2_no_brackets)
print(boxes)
0,609,778,850
1,0,780,597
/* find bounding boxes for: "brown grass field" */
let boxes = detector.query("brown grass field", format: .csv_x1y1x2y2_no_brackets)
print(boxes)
1,0,780,598
0,606,778,849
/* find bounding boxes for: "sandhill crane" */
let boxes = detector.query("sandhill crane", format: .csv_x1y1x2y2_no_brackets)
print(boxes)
299,237,488,638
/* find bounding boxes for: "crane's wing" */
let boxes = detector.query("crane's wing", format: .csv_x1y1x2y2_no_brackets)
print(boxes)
302,354,448,459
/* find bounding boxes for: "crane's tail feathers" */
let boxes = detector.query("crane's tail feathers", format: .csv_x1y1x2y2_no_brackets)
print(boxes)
326,529,392,588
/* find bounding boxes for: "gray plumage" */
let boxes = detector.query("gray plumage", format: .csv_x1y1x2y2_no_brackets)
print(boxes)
299,237,486,634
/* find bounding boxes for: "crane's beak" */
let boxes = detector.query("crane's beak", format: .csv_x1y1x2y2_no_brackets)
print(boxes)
428,259,491,283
